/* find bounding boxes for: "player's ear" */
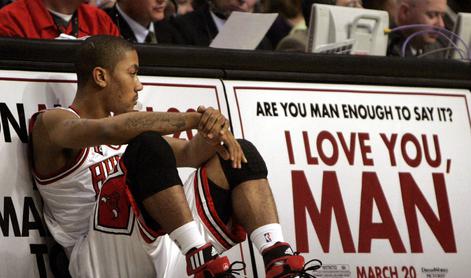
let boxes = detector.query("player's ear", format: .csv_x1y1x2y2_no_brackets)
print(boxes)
92,67,108,88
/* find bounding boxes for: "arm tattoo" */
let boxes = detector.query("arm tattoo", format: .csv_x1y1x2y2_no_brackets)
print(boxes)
64,118,89,128
125,113,187,131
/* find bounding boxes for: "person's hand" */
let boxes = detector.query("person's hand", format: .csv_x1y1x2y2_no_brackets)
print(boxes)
197,106,229,140
215,129,248,169
196,106,247,168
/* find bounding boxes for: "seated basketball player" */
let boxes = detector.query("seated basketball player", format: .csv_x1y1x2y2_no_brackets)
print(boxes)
29,35,320,277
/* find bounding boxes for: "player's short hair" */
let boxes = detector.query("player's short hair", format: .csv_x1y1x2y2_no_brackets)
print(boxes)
75,35,136,88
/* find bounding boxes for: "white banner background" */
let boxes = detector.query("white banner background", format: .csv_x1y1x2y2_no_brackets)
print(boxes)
224,81,471,278
1,70,471,278
0,71,78,278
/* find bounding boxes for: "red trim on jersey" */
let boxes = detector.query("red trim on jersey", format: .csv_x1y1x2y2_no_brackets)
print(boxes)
194,170,228,248
28,111,41,135
136,220,161,244
106,145,122,150
200,167,246,244
194,168,232,249
128,191,164,243
68,105,81,116
34,147,90,185
137,224,154,244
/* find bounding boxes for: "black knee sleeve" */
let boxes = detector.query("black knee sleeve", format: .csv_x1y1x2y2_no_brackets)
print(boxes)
122,131,182,203
218,139,268,189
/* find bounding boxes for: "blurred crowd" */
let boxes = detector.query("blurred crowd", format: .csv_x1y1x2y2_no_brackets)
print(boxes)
0,0,469,58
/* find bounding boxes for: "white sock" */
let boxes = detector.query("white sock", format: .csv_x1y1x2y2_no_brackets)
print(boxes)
169,221,206,254
249,223,285,253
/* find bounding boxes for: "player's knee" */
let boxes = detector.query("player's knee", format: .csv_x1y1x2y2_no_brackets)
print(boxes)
219,139,268,189
126,131,177,168
131,131,163,145
123,131,182,202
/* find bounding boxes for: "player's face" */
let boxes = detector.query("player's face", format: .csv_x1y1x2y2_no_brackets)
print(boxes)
107,50,143,115
407,0,446,44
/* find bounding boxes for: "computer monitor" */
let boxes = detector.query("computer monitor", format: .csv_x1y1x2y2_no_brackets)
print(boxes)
307,4,389,55
448,12,471,60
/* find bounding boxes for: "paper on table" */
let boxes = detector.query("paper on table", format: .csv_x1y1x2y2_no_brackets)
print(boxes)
210,12,277,50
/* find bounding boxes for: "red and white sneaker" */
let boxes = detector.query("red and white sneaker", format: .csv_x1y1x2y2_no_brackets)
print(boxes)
263,242,322,278
186,243,246,278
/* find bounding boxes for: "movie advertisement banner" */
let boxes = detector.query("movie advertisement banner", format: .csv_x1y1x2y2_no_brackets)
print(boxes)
224,81,471,278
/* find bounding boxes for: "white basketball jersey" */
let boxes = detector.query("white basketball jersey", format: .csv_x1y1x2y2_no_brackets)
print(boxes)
74,167,241,278
70,156,165,277
32,108,243,277
31,108,125,252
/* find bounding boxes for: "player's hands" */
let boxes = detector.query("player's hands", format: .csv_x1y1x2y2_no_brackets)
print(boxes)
197,106,229,140
197,106,247,168
216,129,248,169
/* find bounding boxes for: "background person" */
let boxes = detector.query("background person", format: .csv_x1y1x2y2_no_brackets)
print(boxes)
0,0,119,39
172,0,273,49
387,0,447,58
105,0,184,44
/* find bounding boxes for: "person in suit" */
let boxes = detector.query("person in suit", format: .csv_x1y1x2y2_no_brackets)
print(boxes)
105,0,184,44
387,0,447,58
172,0,273,50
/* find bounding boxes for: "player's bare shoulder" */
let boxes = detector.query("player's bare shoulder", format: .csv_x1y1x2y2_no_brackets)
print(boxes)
31,108,82,177
32,108,79,147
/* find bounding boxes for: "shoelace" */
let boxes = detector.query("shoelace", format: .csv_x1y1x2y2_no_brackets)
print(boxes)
289,254,322,278
215,261,247,278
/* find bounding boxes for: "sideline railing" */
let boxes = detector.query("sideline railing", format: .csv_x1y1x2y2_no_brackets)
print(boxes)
1,37,471,88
